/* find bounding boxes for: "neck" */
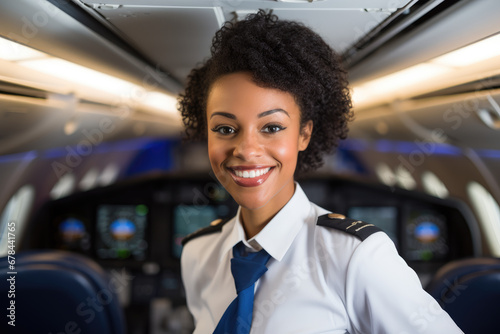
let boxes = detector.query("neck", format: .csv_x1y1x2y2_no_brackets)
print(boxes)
240,208,274,239
240,181,296,239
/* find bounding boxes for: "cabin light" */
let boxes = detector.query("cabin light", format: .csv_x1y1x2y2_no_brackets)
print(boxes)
0,37,179,116
432,34,500,68
19,57,139,97
0,37,47,61
352,33,500,108
140,92,178,115
352,63,448,105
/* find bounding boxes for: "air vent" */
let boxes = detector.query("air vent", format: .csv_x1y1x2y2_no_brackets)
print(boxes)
0,81,48,99
413,75,500,99
343,0,457,67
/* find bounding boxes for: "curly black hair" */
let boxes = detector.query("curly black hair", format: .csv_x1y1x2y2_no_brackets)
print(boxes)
178,10,353,174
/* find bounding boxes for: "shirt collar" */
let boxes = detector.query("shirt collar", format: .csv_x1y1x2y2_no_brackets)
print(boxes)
220,182,311,262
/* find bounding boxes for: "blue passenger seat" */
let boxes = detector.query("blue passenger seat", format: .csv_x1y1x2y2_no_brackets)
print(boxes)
0,250,126,334
426,257,500,334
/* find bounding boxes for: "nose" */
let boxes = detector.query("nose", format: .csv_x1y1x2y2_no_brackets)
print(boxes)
233,130,263,160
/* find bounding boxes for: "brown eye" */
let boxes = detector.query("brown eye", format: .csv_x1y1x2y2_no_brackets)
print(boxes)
262,124,286,134
211,126,236,135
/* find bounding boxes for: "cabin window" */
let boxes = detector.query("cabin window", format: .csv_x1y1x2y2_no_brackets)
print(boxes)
467,181,500,256
98,163,120,186
0,185,35,257
79,168,99,191
395,165,417,190
50,173,76,200
375,163,396,186
422,171,449,199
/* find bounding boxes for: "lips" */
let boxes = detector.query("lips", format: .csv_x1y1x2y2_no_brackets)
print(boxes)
227,166,274,187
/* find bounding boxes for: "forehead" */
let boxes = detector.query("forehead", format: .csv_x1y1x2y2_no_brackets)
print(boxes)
207,72,300,117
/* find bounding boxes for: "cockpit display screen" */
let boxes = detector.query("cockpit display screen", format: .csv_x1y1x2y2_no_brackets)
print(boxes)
348,206,398,247
57,216,90,252
405,210,449,261
96,204,149,260
172,205,219,258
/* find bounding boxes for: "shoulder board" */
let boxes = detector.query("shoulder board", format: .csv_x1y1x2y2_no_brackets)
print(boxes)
181,218,230,246
317,213,382,241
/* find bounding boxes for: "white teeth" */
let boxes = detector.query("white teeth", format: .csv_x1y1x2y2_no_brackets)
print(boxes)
234,168,271,178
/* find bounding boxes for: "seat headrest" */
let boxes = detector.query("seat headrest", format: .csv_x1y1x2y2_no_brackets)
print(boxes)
426,257,500,334
0,250,126,334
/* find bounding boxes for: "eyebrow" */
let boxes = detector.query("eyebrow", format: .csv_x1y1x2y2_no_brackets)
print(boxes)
210,112,236,120
209,109,290,119
258,109,290,118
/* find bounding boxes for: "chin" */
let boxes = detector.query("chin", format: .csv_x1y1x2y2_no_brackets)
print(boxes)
236,196,270,211
226,187,270,210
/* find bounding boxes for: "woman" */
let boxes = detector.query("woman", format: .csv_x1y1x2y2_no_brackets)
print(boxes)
179,10,462,334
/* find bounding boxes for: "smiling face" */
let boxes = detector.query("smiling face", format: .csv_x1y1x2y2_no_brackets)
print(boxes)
207,72,312,218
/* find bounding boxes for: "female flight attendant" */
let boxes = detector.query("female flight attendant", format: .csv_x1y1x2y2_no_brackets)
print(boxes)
179,10,463,334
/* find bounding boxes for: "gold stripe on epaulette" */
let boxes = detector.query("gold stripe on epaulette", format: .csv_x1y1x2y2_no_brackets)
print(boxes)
210,218,224,226
328,213,346,220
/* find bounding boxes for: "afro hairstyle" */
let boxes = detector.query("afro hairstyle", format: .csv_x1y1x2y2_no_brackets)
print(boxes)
178,10,353,174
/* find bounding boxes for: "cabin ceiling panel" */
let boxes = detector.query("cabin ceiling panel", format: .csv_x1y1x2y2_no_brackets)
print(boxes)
349,0,500,84
93,6,221,84
270,9,392,54
0,0,183,93
84,0,411,83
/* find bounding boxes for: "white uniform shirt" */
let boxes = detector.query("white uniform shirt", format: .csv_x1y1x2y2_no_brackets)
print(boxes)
181,183,463,334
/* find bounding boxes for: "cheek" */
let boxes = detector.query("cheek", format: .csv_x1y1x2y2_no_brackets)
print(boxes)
208,137,227,171
208,145,219,165
272,138,299,168
208,141,235,187
207,137,218,163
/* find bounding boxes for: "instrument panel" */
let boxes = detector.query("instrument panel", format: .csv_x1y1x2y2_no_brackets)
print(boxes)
95,204,149,261
28,174,478,272
405,210,449,262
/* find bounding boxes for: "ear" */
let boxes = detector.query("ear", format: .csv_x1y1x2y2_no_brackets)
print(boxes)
298,120,313,151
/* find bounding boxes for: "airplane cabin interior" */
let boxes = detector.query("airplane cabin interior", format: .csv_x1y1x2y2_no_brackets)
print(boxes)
1,0,500,333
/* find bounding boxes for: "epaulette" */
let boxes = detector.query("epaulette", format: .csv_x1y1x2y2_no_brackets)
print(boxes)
317,213,382,241
181,218,230,246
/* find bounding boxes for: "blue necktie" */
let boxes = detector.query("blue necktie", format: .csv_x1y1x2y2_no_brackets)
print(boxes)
213,241,271,334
